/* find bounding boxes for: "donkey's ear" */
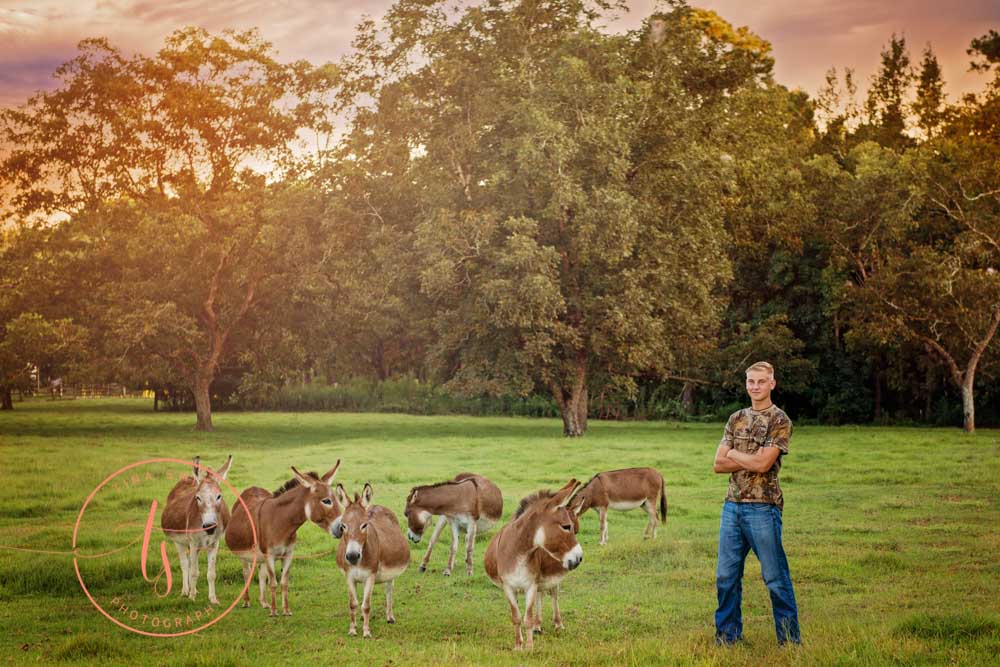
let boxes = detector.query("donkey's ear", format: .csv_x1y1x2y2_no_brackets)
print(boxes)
291,466,316,490
407,489,418,505
570,493,587,516
191,456,202,481
321,459,341,483
335,483,350,506
553,479,580,508
361,483,373,508
217,455,233,481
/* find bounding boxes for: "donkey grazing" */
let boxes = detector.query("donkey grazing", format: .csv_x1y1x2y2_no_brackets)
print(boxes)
572,467,667,545
225,462,341,616
510,488,586,635
484,479,584,650
161,455,233,604
334,483,410,638
404,472,503,576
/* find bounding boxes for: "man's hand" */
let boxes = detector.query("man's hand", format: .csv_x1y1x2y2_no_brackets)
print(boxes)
713,444,743,473
726,446,781,474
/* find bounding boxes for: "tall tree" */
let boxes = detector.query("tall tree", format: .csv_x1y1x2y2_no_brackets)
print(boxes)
0,28,338,429
912,45,947,139
861,34,914,150
338,0,774,435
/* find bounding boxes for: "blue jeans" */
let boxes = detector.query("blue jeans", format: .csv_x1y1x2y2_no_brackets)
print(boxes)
715,501,800,644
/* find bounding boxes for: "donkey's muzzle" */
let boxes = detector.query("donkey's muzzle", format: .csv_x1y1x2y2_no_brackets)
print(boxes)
345,551,361,565
563,544,583,571
203,522,216,535
407,529,422,543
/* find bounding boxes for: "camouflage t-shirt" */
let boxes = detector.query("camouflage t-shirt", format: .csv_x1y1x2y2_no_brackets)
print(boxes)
720,404,792,510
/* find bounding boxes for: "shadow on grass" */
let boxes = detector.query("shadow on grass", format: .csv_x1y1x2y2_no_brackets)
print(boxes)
1,400,696,448
895,613,1000,642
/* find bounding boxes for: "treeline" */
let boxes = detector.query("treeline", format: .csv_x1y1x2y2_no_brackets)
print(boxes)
1,1,997,434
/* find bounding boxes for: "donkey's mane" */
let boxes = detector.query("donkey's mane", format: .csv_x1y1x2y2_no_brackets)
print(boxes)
272,471,320,497
407,476,477,500
583,468,647,488
515,489,555,518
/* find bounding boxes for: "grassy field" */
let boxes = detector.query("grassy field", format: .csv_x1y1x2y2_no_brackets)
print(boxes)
0,399,998,666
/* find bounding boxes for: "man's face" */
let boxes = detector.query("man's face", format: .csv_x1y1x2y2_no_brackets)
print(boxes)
745,370,775,403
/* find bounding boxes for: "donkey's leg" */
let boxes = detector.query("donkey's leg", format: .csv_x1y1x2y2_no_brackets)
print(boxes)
207,544,220,604
346,578,359,636
502,583,523,650
174,542,191,597
444,520,460,576
599,507,609,545
187,544,200,600
265,554,279,617
523,584,538,650
419,516,447,573
240,558,252,608
642,498,658,539
280,553,294,616
532,589,544,635
552,586,564,631
385,579,396,623
464,521,478,576
361,575,376,638
258,558,269,608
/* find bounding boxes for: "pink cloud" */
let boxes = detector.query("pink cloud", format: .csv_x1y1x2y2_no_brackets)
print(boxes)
1,0,997,110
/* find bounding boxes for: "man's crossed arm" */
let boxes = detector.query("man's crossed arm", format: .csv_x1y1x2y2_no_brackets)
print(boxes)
713,444,781,474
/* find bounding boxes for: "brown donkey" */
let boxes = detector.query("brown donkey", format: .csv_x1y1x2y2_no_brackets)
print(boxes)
513,489,586,635
404,472,503,576
161,455,233,604
572,467,667,545
225,462,341,616
484,479,584,650
334,483,411,638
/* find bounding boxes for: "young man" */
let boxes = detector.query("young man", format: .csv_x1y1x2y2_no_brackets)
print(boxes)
712,361,800,645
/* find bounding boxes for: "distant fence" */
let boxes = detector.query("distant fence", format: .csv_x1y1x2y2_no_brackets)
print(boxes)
46,384,152,399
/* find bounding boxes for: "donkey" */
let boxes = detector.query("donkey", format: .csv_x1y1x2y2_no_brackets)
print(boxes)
334,483,410,638
225,462,341,616
512,488,586,635
572,467,667,545
484,479,584,650
161,455,233,604
404,472,503,576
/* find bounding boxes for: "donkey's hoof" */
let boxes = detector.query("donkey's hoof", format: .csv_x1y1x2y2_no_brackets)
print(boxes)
209,597,220,605
442,570,451,577
241,601,249,608
418,565,426,573
269,610,278,617
363,630,372,639
349,628,357,636
387,617,396,624
283,611,292,617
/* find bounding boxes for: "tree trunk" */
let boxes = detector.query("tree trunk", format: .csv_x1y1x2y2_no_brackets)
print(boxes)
873,368,883,422
961,380,975,434
682,382,696,415
193,377,214,432
0,387,12,410
553,377,588,437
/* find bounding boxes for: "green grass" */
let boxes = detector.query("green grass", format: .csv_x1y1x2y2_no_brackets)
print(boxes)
1,399,999,666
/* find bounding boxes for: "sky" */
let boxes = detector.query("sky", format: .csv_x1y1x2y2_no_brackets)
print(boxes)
0,1,998,109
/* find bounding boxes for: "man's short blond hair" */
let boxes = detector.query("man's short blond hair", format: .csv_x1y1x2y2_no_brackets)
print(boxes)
745,361,774,378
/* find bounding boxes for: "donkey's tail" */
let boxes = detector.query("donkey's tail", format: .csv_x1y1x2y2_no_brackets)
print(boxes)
659,477,668,522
